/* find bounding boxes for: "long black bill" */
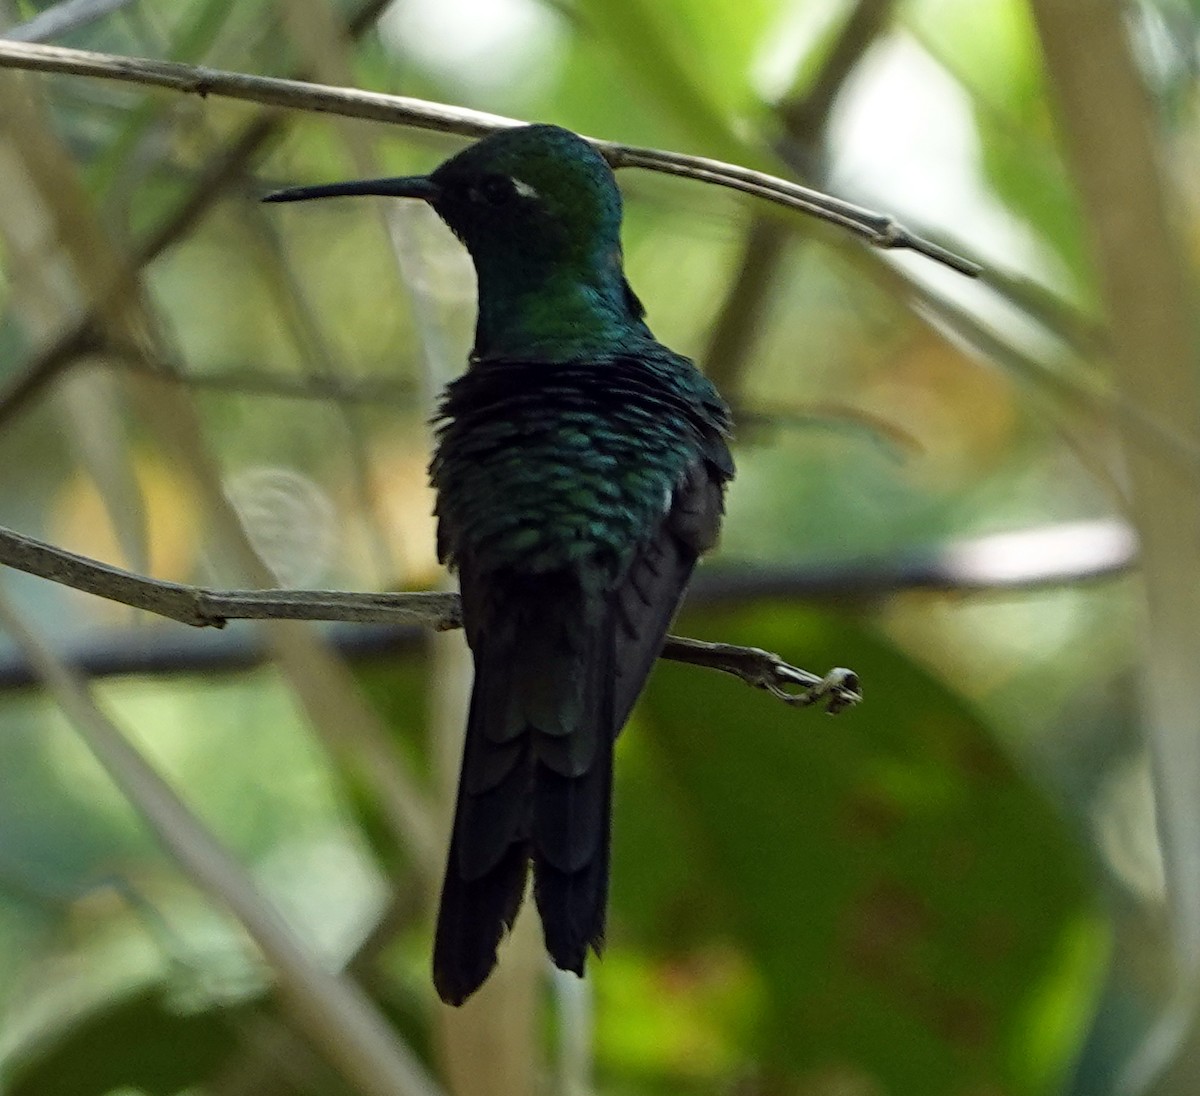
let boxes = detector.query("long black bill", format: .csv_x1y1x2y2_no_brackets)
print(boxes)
262,175,440,204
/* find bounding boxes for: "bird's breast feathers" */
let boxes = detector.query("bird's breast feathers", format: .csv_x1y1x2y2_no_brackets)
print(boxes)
430,354,731,576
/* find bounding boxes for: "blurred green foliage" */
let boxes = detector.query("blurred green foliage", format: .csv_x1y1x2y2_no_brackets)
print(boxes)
2,0,1194,1092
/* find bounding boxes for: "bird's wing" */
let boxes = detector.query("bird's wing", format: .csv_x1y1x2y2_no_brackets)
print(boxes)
612,433,732,730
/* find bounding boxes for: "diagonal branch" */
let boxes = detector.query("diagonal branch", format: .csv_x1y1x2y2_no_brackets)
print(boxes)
0,39,977,276
705,0,897,404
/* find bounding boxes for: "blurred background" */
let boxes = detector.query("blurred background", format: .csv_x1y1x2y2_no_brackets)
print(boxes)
1,0,1198,1093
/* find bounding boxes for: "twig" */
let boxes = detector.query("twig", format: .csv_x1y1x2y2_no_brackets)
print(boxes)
0,510,1139,610
0,521,859,712
0,513,1146,688
662,637,860,713
0,39,979,276
0,519,463,628
601,145,977,275
0,588,446,1096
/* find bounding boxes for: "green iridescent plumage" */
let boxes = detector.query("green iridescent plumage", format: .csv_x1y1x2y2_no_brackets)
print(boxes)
265,124,734,1005
431,351,728,574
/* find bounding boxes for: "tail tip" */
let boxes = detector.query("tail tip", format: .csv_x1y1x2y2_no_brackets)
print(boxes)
433,948,499,1006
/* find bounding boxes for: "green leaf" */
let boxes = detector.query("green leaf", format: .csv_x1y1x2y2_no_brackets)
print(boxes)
572,0,779,163
7,990,247,1096
619,603,1104,1094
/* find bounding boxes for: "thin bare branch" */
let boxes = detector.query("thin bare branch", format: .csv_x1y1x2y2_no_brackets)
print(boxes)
0,520,462,627
663,637,860,713
0,513,1146,716
1,510,1140,615
0,520,860,711
602,145,977,274
0,510,1136,694
0,39,979,276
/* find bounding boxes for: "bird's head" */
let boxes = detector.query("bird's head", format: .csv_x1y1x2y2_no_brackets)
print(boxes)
265,124,624,277
264,125,645,356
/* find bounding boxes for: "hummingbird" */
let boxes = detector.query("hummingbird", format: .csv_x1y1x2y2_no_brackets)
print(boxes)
264,124,734,1005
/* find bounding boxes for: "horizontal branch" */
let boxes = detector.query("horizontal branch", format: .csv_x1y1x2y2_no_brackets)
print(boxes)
0,39,979,276
0,521,460,628
0,507,1139,715
693,518,1136,599
0,522,860,712
0,514,1132,705
0,514,1142,707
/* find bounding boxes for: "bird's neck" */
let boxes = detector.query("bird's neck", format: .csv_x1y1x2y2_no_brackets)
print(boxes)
470,251,647,361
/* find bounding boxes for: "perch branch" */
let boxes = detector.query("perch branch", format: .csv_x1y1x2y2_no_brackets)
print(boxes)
0,515,1147,709
0,522,860,713
0,513,1133,692
0,39,978,276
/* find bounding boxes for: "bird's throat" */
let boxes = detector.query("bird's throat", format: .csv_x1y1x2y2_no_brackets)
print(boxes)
471,261,644,361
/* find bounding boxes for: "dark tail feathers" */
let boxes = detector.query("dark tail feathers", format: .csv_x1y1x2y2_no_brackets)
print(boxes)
433,596,615,1006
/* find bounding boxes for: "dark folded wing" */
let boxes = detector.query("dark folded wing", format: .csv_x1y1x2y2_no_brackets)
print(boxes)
612,439,731,730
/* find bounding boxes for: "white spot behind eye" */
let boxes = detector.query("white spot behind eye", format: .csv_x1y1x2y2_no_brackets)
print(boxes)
512,177,539,200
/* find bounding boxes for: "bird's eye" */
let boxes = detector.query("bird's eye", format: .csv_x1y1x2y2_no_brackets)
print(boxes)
476,175,517,206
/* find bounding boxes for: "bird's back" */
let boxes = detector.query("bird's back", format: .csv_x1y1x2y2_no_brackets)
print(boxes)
432,349,729,577
430,345,732,1004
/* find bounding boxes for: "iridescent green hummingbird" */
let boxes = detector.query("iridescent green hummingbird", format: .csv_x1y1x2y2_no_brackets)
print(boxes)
265,124,734,1005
